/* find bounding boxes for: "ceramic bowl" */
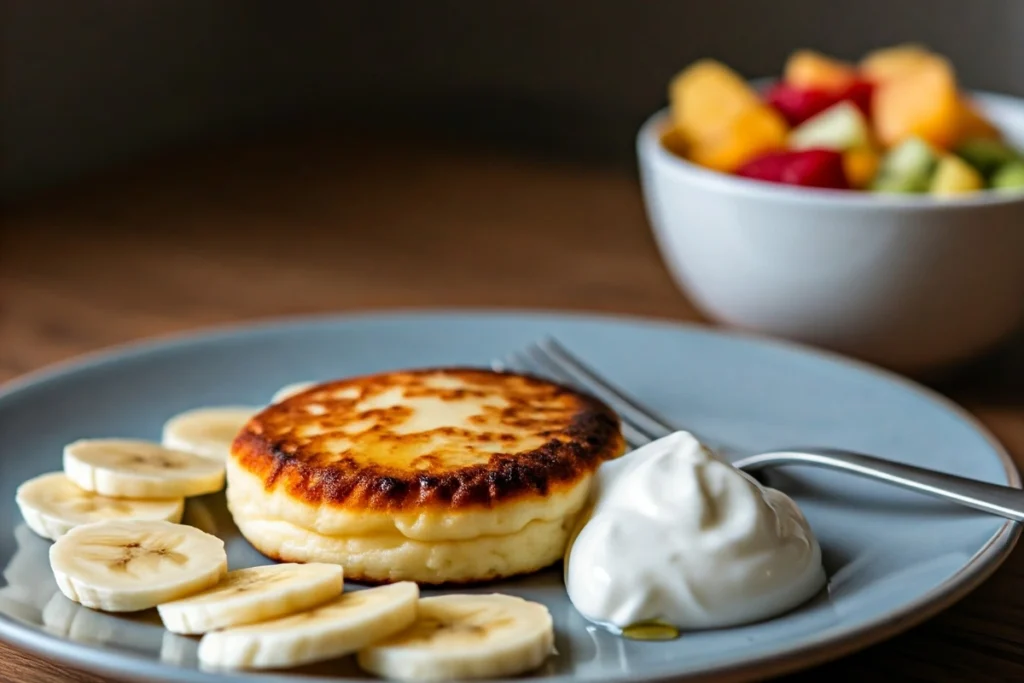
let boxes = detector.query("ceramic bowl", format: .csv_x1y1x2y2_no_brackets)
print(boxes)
637,91,1024,374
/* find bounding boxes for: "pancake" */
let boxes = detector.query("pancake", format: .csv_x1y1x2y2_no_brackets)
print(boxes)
227,367,624,584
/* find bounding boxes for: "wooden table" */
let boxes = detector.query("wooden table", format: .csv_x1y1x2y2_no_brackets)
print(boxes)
2,134,1023,682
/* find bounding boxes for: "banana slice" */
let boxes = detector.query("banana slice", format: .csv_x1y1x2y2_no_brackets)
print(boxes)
50,519,227,612
270,382,316,404
357,594,555,681
158,562,344,635
161,406,259,461
64,439,225,499
198,581,419,670
16,472,185,541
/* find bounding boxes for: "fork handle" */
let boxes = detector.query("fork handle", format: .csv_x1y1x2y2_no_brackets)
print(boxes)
734,448,1024,523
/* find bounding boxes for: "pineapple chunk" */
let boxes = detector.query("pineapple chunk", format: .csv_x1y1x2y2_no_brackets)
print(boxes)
930,155,984,195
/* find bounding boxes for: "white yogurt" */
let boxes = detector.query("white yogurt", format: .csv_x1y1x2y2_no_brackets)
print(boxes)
565,431,825,631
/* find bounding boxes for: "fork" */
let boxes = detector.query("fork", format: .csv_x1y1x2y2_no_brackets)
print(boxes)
494,337,1024,524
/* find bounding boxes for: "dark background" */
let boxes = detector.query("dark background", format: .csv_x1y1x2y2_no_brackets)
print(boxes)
3,0,1024,199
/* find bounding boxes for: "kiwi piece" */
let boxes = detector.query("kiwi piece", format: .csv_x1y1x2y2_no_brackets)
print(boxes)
991,160,1024,192
872,137,939,193
954,138,1020,178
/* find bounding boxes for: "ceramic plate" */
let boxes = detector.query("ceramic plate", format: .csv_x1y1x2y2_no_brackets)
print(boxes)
0,311,1019,682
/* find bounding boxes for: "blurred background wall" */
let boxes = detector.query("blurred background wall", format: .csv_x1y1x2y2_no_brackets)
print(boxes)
3,0,1023,199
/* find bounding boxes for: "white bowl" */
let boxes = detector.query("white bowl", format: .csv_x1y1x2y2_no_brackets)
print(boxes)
638,91,1024,374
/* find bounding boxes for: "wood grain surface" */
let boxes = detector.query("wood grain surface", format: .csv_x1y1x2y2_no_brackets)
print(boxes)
2,134,1023,683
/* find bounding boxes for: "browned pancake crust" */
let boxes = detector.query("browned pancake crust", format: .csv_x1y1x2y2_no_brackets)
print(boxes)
231,367,623,512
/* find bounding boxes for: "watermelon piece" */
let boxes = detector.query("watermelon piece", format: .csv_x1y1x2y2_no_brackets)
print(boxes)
736,149,850,189
839,79,875,119
764,83,839,126
764,78,874,126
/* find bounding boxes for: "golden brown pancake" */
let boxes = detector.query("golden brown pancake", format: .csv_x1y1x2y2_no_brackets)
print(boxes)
226,368,624,584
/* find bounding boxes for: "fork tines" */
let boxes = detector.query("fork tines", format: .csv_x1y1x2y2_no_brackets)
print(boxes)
494,338,679,450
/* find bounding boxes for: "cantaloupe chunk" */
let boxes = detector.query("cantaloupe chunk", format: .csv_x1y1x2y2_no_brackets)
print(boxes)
873,58,961,149
951,98,1001,144
842,147,882,189
660,126,689,157
860,44,944,83
669,59,761,144
784,50,858,91
688,105,788,172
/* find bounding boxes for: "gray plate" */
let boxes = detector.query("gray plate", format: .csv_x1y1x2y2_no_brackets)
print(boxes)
0,311,1019,682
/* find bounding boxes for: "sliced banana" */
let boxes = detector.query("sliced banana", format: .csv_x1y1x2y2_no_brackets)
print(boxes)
64,439,225,499
50,519,227,612
158,562,344,635
198,581,419,670
270,382,316,404
357,594,555,681
15,472,185,541
161,406,259,461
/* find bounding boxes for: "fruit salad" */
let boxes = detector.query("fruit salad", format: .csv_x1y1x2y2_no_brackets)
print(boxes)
662,45,1024,195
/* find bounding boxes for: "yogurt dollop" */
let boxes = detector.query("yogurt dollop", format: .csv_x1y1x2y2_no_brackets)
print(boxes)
565,431,825,631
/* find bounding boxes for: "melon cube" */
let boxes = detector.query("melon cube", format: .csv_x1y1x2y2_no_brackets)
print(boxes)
688,104,788,172
872,58,961,149
842,147,882,189
951,99,1001,145
669,59,760,144
784,50,858,92
660,126,689,157
860,44,944,83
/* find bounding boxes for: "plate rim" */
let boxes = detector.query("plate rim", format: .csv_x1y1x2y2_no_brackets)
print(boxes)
0,308,1020,683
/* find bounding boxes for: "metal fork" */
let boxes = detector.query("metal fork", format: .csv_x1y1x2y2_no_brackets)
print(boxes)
494,337,1024,523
